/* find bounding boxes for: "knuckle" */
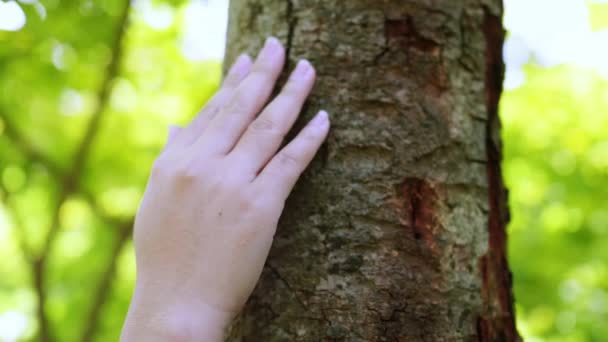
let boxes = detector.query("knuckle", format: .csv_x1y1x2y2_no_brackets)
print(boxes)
253,195,274,212
206,171,250,199
302,125,323,141
173,164,199,183
200,104,220,122
282,80,306,97
249,117,276,133
304,129,320,141
238,195,256,213
277,151,300,169
225,96,249,117
252,63,275,76
206,173,235,192
277,92,301,108
241,193,274,215
222,74,241,88
151,157,200,185
150,157,171,178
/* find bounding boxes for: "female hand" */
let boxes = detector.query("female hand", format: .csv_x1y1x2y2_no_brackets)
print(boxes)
121,37,329,341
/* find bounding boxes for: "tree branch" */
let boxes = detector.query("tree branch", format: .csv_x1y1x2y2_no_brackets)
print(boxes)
0,112,65,177
39,0,132,258
1,120,134,340
2,115,135,339
32,1,133,341
0,182,35,261
79,221,133,342
1,111,129,228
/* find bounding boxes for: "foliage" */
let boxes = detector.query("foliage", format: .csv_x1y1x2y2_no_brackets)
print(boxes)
588,0,608,31
503,65,608,341
0,0,220,341
0,0,607,341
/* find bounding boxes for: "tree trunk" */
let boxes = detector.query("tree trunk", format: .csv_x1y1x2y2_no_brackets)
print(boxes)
224,0,519,340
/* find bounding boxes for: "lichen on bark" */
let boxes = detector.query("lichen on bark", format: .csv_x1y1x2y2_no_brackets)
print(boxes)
224,0,519,340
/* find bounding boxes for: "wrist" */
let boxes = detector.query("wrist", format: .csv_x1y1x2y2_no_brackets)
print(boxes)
122,285,233,342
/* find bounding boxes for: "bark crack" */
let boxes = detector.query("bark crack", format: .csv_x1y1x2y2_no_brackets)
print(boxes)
284,0,298,70
79,224,132,342
267,262,308,310
478,4,520,341
399,178,440,255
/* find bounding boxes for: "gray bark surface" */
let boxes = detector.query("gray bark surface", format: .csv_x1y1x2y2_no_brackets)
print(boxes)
224,0,518,340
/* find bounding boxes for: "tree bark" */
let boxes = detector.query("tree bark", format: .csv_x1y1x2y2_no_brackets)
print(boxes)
224,0,519,340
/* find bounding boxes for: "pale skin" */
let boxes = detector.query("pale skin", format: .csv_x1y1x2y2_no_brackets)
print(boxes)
120,37,330,341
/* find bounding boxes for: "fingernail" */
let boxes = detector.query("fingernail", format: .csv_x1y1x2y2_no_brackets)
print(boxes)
259,37,282,58
311,110,329,128
291,60,312,79
229,54,251,78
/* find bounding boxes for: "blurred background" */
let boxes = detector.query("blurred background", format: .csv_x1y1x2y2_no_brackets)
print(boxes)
0,0,606,341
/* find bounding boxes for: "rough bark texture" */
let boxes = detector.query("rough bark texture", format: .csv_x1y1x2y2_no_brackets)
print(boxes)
224,0,519,341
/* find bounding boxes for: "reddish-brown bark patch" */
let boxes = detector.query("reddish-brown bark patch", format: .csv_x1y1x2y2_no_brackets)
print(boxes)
478,7,520,342
384,16,447,98
394,177,442,256
385,17,439,54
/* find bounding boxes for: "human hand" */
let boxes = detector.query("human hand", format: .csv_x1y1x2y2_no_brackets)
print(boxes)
120,37,329,341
